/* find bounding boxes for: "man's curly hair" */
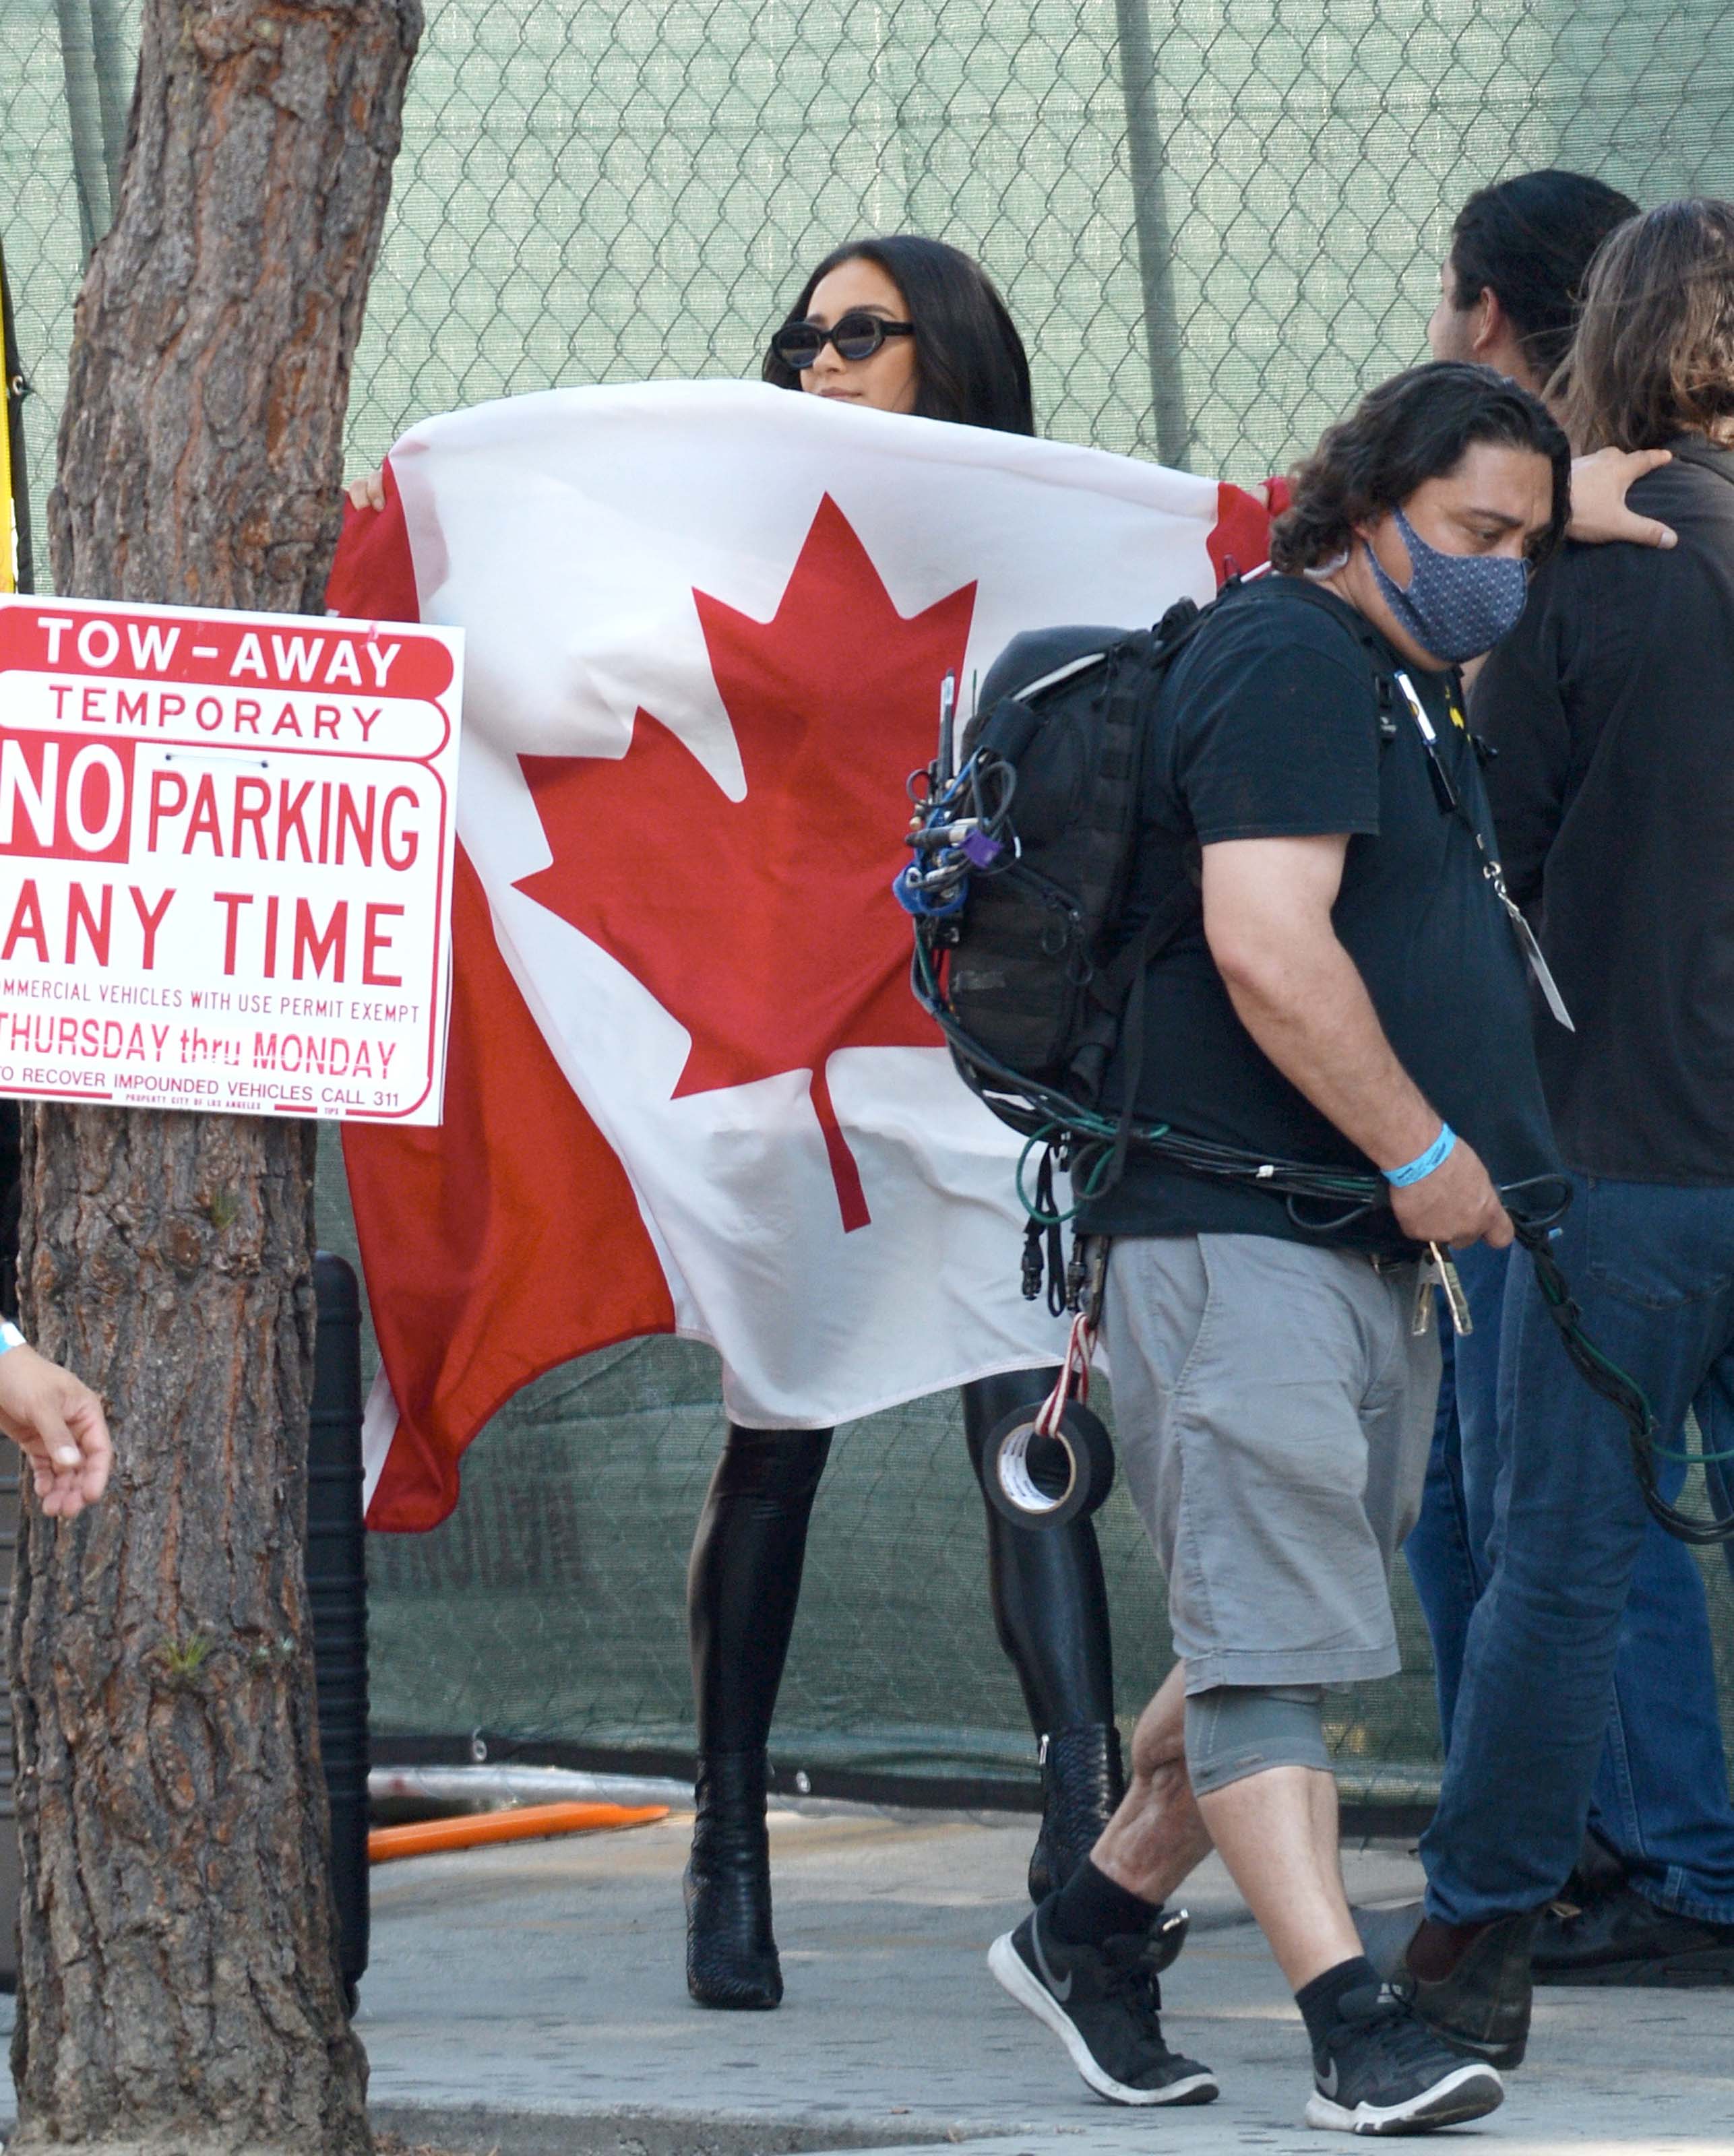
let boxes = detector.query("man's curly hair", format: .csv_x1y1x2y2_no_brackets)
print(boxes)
1270,362,1572,575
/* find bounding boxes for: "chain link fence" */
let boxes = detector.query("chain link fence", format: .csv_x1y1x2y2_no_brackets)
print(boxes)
6,0,1734,1799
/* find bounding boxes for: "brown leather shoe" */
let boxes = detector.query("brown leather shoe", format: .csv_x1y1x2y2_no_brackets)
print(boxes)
1353,1903,1539,2069
1535,1881,1734,1987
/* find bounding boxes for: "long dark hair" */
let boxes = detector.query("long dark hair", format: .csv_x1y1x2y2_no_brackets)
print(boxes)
762,235,1035,436
1271,362,1572,574
1560,199,1734,451
1449,170,1638,383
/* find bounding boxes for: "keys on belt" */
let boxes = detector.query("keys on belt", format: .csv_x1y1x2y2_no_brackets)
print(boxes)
1413,1241,1473,1338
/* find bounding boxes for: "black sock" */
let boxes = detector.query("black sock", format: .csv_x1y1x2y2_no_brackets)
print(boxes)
1047,1858,1162,1946
1295,1955,1380,2054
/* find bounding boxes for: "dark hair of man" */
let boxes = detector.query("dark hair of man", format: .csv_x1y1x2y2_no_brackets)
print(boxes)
762,235,1036,436
1559,198,1734,453
1269,361,1572,575
1449,170,1638,382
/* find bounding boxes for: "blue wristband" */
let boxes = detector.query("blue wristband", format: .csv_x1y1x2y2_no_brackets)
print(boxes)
0,1320,24,1355
1384,1124,1456,1188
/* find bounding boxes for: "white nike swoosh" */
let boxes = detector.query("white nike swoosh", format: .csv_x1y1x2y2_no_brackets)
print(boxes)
1318,2058,1340,2099
1030,1915,1073,2003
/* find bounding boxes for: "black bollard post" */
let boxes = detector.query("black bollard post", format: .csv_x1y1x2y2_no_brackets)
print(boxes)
309,1250,371,2012
0,1461,18,1992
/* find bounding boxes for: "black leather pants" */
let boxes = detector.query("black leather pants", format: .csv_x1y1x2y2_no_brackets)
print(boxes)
687,1368,1115,1752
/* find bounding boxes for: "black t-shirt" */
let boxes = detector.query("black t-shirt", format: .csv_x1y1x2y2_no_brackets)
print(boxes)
1078,573,1561,1253
1473,439,1734,1183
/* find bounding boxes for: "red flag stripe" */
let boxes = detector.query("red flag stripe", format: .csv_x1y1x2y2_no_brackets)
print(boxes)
1207,480,1274,588
330,475,675,1531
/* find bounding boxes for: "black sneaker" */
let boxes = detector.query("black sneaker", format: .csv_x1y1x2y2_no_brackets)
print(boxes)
987,1898,1217,2106
1305,1981,1504,2136
1534,1880,1734,1987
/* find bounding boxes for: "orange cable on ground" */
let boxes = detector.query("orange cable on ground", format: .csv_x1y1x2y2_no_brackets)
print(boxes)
368,1801,669,1864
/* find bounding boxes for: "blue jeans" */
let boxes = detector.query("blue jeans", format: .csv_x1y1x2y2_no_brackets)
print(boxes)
1421,1177,1734,1926
1402,1240,1508,1741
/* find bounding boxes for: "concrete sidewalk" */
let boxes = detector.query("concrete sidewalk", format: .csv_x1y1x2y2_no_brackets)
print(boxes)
352,1800,1734,2155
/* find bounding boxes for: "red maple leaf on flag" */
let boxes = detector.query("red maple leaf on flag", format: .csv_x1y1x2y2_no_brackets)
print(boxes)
515,495,976,1232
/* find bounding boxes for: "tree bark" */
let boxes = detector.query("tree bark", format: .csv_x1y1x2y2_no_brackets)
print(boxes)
8,4,420,2150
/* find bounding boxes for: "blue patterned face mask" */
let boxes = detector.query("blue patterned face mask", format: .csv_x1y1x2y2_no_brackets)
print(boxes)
1366,506,1530,664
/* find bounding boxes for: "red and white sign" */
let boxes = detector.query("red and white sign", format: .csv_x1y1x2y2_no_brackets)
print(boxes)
0,594,462,1121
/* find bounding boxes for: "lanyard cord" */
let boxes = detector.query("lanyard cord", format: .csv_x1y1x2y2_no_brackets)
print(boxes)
1392,671,1574,1031
1392,670,1526,926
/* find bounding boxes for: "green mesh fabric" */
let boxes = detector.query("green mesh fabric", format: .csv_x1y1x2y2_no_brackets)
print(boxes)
7,0,1733,1794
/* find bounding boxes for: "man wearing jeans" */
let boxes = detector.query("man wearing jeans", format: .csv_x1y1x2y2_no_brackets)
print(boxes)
990,362,1570,2133
1404,167,1639,1748
1400,169,1734,1992
1375,200,1734,2046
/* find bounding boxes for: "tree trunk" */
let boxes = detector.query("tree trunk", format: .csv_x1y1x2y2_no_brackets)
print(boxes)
7,4,420,2150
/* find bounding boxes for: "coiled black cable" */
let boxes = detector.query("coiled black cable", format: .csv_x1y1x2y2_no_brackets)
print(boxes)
1511,1216,1734,1546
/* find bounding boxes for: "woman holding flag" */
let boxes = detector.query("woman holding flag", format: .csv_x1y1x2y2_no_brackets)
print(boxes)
345,235,1129,2015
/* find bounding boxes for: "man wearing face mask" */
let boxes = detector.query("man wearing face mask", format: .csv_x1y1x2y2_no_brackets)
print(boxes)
989,362,1570,2136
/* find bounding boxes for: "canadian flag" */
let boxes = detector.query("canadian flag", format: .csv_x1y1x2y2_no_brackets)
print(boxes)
332,382,1271,1529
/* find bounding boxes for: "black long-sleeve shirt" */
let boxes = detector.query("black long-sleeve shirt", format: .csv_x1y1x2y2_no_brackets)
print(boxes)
1473,436,1734,1183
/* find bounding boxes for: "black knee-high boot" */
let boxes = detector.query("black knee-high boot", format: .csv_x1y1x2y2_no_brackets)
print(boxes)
962,1370,1124,1901
684,1423,832,2008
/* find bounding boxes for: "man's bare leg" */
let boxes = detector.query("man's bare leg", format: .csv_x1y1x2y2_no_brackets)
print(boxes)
1090,1663,1214,1903
986,1664,1222,2107
1195,1761,1361,1990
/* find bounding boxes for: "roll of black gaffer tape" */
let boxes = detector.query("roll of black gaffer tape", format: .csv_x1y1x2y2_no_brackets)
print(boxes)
983,1400,1115,1529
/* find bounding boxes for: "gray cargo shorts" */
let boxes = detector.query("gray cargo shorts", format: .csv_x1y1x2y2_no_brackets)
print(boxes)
1104,1232,1441,1694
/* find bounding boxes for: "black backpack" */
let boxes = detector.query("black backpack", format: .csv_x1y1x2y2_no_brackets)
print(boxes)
900,594,1212,1150
950,600,1206,1100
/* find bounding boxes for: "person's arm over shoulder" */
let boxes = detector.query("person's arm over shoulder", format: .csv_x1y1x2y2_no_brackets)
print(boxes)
1470,560,1580,910
1170,609,1383,845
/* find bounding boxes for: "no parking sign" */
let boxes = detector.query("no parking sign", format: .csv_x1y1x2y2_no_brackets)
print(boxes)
0,594,462,1122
